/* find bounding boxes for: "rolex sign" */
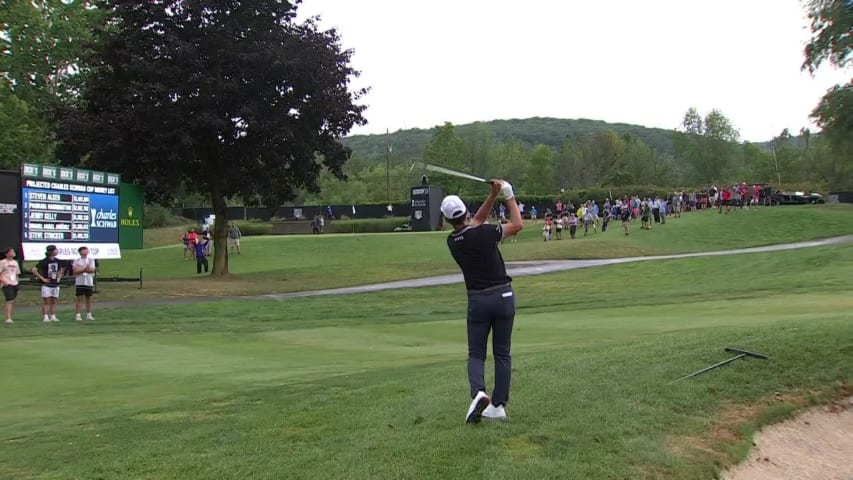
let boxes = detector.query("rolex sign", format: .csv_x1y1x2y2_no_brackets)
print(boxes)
119,182,144,249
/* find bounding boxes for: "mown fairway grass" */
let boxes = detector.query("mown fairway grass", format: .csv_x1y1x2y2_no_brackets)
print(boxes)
1,244,851,479
12,204,853,306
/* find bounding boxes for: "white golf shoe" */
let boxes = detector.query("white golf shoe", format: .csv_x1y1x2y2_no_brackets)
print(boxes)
465,391,490,424
43,315,51,323
86,313,95,321
75,314,83,322
483,404,507,420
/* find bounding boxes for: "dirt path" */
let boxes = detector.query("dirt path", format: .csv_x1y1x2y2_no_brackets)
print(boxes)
723,397,853,480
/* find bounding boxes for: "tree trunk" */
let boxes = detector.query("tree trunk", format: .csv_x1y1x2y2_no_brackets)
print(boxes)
210,190,229,276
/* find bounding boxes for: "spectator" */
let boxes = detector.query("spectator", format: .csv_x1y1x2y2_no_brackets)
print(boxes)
620,202,631,235
543,212,553,241
555,199,564,217
228,222,242,254
32,245,62,323
72,246,96,322
601,207,611,232
1,247,20,324
530,205,538,222
202,230,212,256
652,198,661,224
641,202,652,230
185,228,199,260
195,236,210,274
181,230,191,260
568,212,578,239
555,214,564,240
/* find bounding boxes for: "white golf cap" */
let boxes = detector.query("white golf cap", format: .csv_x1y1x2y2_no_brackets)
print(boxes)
440,195,467,219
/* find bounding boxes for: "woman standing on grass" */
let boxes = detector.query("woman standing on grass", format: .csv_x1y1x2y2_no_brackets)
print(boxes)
0,248,20,324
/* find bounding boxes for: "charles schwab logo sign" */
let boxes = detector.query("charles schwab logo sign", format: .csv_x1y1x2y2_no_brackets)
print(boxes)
91,208,118,228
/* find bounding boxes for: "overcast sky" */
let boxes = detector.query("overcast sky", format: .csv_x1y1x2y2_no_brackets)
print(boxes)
297,0,850,142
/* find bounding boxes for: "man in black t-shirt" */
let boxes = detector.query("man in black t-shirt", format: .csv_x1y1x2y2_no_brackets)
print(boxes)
442,179,523,423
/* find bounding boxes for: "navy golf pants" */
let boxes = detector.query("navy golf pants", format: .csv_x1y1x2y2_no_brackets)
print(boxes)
466,284,515,406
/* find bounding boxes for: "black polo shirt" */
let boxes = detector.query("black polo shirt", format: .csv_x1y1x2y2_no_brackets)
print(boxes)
447,223,511,291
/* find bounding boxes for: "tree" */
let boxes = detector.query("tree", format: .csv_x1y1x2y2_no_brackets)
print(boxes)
523,145,556,195
0,0,101,105
421,123,467,195
802,0,852,75
0,0,102,167
802,0,852,189
0,86,53,168
58,1,367,275
459,122,498,180
673,108,739,183
494,138,530,189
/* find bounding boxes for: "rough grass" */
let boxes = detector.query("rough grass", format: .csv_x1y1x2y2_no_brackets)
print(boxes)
1,244,852,479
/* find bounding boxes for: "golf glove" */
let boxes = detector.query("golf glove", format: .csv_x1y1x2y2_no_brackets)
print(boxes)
500,181,514,200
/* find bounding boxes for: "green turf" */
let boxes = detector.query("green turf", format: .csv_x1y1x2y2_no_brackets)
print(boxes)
2,245,851,479
12,204,853,306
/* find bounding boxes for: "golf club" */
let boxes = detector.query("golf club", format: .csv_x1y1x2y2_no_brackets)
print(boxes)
424,164,489,184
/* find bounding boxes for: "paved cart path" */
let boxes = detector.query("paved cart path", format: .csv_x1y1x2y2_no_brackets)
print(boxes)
15,234,853,312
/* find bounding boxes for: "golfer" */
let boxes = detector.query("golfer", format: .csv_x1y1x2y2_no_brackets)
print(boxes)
441,179,523,423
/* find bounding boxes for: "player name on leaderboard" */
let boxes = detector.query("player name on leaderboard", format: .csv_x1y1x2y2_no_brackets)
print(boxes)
23,191,91,242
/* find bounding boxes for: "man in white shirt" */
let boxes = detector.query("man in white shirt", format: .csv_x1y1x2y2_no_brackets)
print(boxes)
72,246,96,321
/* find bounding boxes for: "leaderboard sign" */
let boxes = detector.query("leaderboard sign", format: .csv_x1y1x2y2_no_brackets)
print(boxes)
21,164,122,260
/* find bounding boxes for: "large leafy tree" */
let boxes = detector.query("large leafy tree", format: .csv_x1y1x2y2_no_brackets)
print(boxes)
802,0,852,189
802,0,852,74
0,0,101,167
58,0,367,275
673,108,739,184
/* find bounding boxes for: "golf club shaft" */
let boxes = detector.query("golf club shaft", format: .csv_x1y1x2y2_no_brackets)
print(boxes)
425,164,488,183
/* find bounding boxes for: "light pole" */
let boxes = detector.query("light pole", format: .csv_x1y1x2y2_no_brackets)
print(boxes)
385,128,390,203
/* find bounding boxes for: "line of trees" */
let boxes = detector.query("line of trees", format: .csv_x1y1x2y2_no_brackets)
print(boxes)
298,112,847,204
